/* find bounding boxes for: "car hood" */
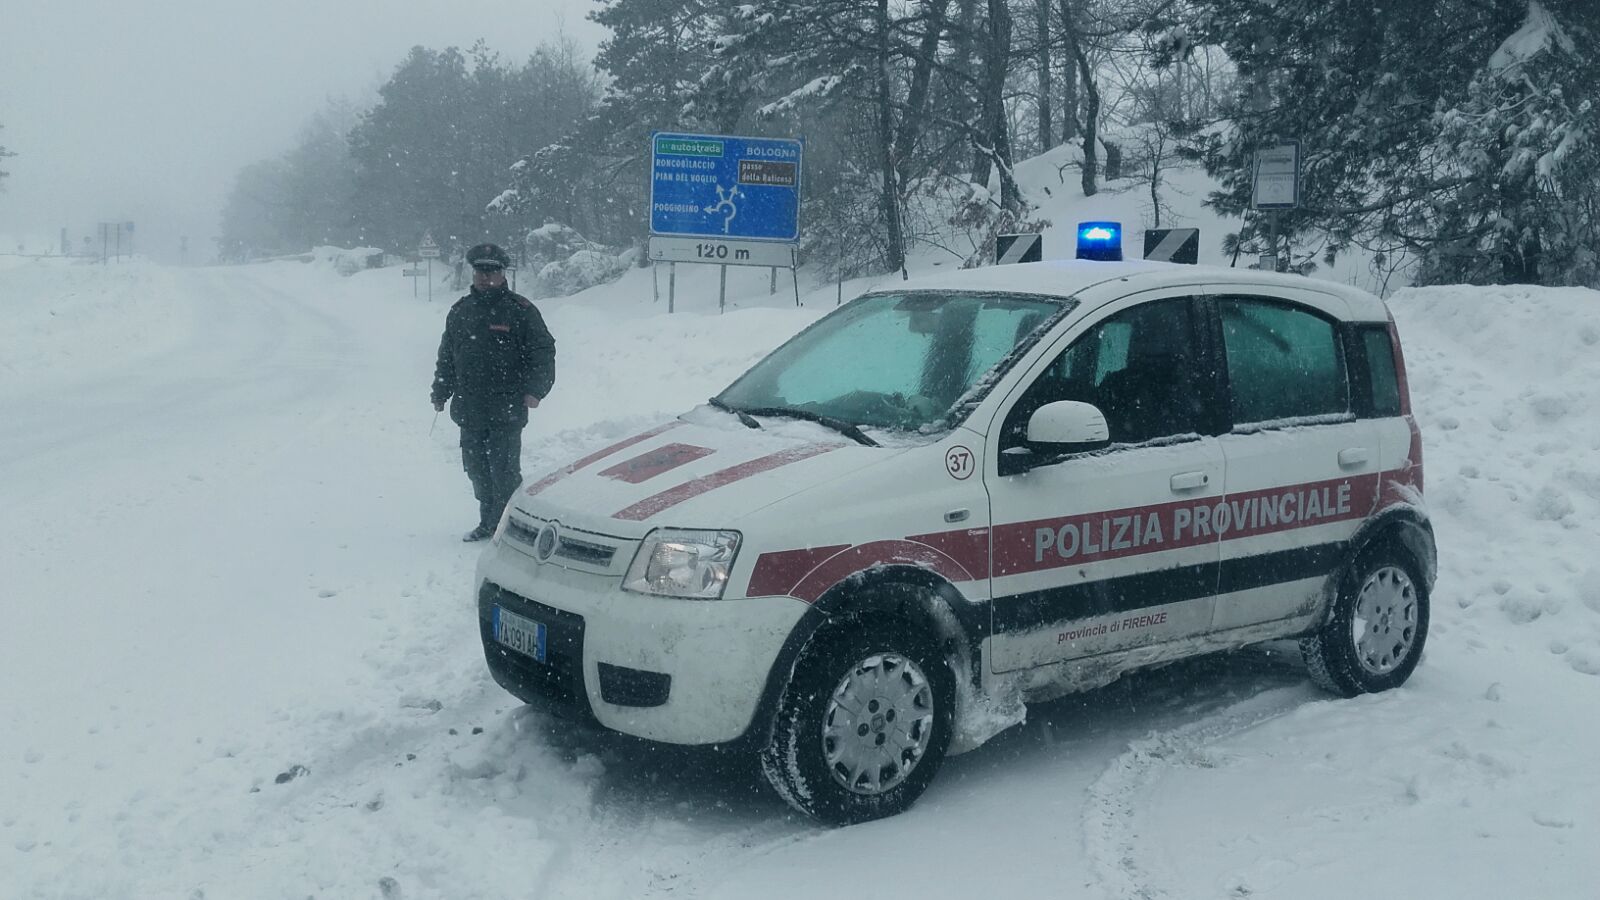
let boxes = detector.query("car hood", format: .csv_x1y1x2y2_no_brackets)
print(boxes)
511,411,909,539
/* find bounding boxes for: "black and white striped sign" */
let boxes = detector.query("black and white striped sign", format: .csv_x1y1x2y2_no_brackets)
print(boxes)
996,233,1043,265
1143,228,1200,264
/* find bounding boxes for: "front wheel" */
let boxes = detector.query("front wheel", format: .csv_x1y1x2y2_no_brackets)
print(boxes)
1301,544,1430,696
760,621,953,825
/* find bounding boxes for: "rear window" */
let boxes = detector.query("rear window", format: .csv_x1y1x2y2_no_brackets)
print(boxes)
1219,297,1348,424
1361,328,1402,417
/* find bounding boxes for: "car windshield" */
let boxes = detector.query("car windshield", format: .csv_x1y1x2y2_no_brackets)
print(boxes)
715,291,1069,434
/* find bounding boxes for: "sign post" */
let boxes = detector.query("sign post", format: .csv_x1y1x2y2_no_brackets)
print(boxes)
1252,141,1300,272
403,266,426,298
648,131,803,310
418,233,441,302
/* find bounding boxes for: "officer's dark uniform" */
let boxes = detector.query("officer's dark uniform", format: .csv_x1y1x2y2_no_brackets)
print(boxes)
431,245,556,540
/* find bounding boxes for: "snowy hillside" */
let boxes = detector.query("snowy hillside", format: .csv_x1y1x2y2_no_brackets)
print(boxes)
2,225,1597,898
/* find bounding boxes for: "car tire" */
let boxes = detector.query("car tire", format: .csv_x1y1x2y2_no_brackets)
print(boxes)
1302,542,1430,697
759,618,954,826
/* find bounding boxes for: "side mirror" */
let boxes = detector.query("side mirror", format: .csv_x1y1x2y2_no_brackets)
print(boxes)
1027,400,1110,448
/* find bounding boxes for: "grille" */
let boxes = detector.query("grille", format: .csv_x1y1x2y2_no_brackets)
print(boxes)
504,512,626,571
554,534,616,566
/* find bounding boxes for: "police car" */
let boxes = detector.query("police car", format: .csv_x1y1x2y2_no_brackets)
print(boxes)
475,226,1435,825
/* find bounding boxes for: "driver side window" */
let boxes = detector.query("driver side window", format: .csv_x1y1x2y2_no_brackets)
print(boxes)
1002,297,1203,453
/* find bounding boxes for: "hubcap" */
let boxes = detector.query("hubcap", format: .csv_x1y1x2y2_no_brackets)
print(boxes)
1351,565,1419,676
822,652,935,795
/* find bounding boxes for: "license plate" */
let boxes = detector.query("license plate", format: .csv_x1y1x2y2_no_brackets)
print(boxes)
493,606,547,663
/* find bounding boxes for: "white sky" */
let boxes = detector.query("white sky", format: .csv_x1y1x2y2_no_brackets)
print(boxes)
0,0,607,261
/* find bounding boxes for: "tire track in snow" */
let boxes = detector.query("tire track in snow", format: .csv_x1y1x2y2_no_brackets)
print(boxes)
1083,687,1310,900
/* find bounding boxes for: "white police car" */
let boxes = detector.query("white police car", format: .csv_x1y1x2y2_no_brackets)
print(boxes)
475,232,1434,824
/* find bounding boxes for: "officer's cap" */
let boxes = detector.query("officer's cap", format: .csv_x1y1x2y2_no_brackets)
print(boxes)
467,243,511,270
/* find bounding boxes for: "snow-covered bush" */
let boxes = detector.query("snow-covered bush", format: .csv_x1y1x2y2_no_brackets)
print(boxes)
521,224,631,298
309,245,385,276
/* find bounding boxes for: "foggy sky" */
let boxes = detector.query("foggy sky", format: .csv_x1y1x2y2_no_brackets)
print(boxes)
0,0,606,262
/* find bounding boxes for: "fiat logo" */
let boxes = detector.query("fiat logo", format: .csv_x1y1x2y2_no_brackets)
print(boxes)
534,521,560,562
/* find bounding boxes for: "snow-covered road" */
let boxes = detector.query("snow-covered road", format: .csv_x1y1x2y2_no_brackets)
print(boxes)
3,257,1596,900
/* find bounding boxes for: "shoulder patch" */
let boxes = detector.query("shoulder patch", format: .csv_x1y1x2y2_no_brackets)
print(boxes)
514,295,534,310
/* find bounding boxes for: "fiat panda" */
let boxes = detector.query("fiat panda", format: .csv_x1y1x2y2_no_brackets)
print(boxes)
474,258,1435,825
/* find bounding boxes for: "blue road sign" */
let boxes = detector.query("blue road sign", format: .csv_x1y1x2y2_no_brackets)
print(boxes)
650,132,802,242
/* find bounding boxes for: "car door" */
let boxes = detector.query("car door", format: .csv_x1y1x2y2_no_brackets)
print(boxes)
984,291,1226,673
1205,290,1383,632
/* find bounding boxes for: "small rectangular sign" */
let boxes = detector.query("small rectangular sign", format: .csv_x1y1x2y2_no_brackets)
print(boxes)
1143,228,1200,264
996,233,1042,265
402,267,425,276
738,160,797,187
656,137,725,157
649,236,795,268
1253,142,1301,209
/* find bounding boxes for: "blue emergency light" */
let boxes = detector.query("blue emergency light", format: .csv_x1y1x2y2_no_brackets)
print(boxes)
1075,221,1124,261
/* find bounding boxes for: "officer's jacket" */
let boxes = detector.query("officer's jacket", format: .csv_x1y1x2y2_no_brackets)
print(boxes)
431,285,557,428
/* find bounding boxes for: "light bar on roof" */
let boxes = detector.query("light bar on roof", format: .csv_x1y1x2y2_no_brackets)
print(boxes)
1075,221,1123,261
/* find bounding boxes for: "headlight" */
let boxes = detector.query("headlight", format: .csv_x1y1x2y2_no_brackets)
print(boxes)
623,529,742,599
491,500,517,543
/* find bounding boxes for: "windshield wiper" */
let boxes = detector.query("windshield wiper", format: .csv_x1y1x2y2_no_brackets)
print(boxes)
708,396,762,430
738,406,880,447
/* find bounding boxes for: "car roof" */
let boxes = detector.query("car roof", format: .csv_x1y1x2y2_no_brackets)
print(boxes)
871,259,1391,322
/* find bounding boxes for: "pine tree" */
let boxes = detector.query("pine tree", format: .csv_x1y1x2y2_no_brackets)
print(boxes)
1427,1,1600,284
1169,0,1600,285
492,0,717,250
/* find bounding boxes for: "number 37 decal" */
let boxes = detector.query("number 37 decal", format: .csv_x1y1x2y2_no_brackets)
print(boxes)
945,445,975,480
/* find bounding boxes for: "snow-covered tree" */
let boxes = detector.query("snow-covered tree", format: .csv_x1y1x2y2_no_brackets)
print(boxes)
1170,0,1600,285
347,42,598,256
491,0,728,253
693,0,1029,273
1426,1,1600,285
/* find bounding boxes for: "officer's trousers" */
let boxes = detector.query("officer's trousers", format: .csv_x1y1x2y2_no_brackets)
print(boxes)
460,426,523,529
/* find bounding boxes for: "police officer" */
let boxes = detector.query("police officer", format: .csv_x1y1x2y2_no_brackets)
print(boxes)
431,243,556,541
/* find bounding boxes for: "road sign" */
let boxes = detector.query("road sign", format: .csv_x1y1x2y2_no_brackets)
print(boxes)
418,233,440,259
995,233,1042,264
1143,228,1200,264
649,236,795,268
1253,142,1300,209
402,267,425,276
650,132,803,242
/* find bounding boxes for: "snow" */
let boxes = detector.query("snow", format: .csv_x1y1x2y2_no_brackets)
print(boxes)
1488,0,1575,72
4,188,1599,898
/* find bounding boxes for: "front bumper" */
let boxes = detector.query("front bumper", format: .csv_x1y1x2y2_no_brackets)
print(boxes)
476,542,808,745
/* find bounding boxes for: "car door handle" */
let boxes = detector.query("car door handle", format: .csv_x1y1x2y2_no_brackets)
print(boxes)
1170,471,1210,492
1338,447,1369,469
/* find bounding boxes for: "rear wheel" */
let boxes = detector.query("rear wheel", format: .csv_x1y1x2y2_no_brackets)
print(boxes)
760,620,953,825
1302,544,1429,696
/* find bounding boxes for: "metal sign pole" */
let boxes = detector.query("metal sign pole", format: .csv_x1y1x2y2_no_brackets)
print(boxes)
652,264,660,304
426,258,433,302
719,264,728,313
668,262,676,314
770,267,777,295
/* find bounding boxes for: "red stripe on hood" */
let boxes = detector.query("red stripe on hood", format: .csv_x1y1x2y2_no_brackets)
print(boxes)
612,443,841,521
599,443,715,484
524,421,683,497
